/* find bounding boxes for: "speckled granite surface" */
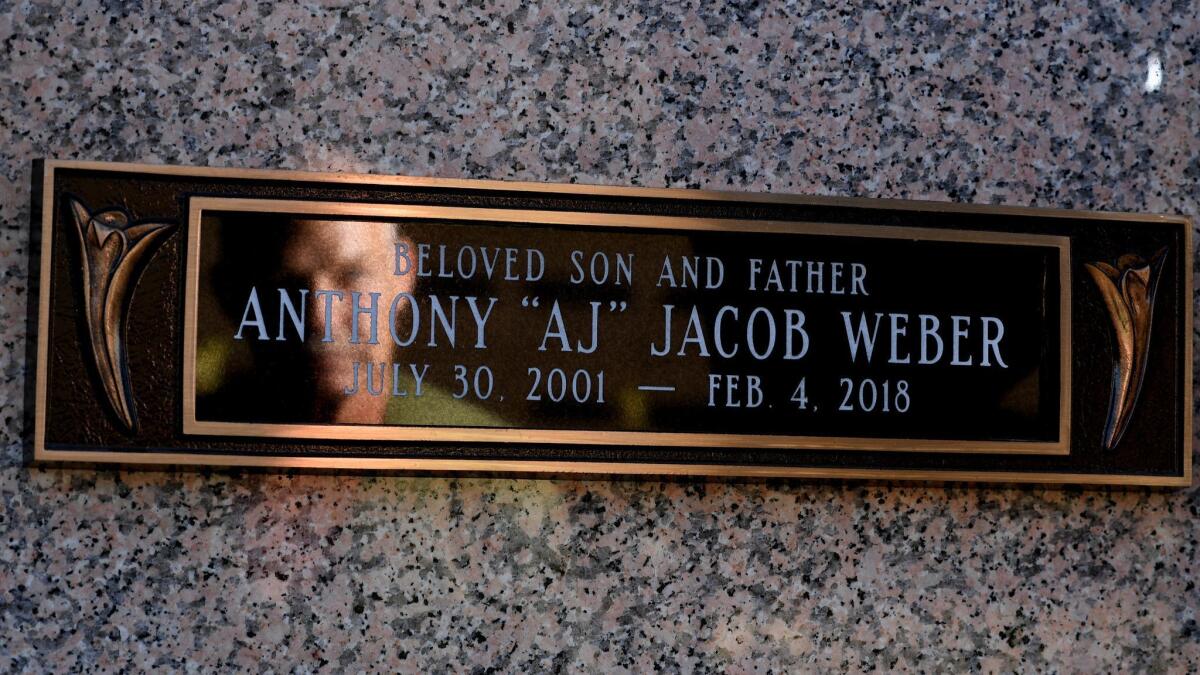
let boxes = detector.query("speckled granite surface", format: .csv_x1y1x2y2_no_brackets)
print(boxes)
1,0,1198,671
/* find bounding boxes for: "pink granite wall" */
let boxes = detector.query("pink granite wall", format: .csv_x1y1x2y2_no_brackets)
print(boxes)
1,1,1197,670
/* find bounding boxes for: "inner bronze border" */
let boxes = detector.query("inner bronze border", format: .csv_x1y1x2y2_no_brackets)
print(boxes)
180,196,1073,455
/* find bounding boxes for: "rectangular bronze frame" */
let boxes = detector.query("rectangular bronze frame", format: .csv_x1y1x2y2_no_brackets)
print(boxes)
30,160,1194,486
182,196,1073,456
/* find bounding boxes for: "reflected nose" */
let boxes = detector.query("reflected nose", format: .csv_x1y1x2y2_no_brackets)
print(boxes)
310,296,328,343
306,272,336,342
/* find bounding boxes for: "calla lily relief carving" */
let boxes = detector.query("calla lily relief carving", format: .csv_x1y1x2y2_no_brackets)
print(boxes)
68,196,175,432
1084,249,1167,450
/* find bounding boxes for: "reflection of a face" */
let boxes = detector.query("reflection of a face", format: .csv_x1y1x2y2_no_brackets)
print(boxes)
272,219,413,422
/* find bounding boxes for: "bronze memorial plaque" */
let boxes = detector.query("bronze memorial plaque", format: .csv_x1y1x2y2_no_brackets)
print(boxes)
25,160,1193,485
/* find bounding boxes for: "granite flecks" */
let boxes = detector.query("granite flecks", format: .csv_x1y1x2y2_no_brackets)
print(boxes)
1,0,1199,671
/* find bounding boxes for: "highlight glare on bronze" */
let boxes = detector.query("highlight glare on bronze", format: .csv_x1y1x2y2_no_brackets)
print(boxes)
1085,249,1167,450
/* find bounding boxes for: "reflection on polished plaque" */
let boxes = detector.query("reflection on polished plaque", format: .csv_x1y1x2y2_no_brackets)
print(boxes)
26,160,1193,486
187,199,1069,454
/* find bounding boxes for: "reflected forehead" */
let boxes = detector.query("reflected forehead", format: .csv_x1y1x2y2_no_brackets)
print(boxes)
280,219,396,268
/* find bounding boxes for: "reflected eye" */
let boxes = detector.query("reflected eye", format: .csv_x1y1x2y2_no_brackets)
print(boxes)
337,267,366,288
